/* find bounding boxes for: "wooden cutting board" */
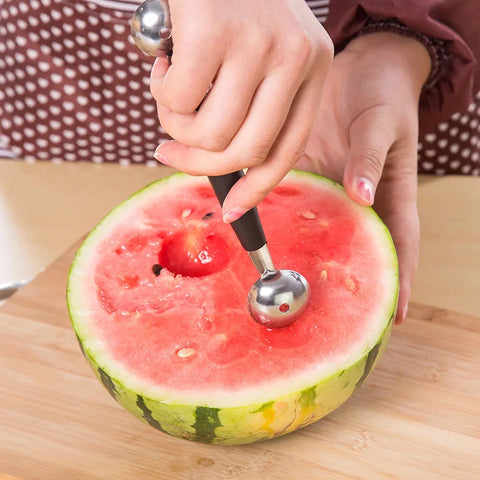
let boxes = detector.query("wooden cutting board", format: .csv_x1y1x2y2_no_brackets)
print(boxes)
0,244,479,480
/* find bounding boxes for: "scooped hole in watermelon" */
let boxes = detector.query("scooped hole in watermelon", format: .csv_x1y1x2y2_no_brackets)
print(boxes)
159,227,230,277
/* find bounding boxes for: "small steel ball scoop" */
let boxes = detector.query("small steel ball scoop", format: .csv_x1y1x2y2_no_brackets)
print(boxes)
131,0,310,328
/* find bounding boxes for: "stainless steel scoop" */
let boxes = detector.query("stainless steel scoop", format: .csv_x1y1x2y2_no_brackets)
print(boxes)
131,0,311,328
209,172,311,328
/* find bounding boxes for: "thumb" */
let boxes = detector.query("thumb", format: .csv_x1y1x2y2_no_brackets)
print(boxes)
343,110,396,206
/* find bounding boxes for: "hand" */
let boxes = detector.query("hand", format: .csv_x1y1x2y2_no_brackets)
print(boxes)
150,0,333,222
297,32,431,324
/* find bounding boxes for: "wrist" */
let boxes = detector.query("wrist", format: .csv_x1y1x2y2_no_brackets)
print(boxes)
345,32,431,97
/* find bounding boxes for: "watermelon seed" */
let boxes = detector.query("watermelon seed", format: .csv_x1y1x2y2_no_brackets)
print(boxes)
279,303,290,313
345,275,359,294
152,264,163,276
202,212,214,220
299,210,317,220
177,347,196,358
320,270,328,280
182,208,192,218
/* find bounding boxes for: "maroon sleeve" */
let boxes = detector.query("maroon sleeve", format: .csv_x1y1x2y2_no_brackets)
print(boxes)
324,0,480,133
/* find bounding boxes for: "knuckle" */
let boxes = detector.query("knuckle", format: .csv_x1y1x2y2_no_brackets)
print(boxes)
309,31,334,73
255,183,274,203
282,140,307,169
261,33,275,58
283,27,333,71
316,30,334,60
285,32,315,69
160,88,196,115
243,175,274,204
247,143,272,167
245,30,273,59
359,147,385,178
200,132,231,152
318,40,334,68
166,98,195,115
155,105,175,136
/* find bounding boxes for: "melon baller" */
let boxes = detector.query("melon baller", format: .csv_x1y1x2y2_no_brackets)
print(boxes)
131,0,310,328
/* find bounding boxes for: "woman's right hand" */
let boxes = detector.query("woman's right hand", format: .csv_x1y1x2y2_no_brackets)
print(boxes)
150,0,333,223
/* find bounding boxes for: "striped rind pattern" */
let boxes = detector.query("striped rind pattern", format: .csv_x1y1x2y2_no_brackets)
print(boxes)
78,318,392,445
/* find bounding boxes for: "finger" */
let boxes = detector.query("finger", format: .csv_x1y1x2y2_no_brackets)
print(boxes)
150,56,170,98
153,64,311,175
388,202,419,325
149,55,170,101
221,70,328,219
150,55,170,80
150,28,222,114
374,150,419,324
391,206,419,324
156,53,266,151
343,107,397,206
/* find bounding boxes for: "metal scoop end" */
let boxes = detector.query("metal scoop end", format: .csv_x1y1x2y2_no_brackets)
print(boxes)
247,269,311,328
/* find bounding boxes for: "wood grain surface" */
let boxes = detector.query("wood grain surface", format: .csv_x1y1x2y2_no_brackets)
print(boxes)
0,243,479,480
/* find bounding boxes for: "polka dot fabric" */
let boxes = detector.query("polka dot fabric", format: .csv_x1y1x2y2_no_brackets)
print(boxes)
417,90,480,175
0,0,478,174
0,0,167,165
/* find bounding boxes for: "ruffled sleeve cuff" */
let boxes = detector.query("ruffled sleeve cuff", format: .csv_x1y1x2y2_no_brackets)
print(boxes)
324,1,479,134
354,17,450,93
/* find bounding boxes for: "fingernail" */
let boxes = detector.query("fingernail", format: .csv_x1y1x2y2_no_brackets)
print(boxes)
395,304,408,324
150,57,159,82
357,177,374,205
223,207,246,224
153,149,171,166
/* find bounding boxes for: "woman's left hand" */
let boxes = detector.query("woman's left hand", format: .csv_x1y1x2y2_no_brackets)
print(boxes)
297,32,431,323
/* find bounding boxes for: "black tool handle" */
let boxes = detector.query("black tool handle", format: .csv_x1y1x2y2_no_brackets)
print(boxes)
208,172,266,252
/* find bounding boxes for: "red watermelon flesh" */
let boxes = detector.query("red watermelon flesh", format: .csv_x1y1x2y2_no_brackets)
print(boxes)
78,172,397,400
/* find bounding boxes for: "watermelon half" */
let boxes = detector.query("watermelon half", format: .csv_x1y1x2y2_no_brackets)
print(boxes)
67,171,398,445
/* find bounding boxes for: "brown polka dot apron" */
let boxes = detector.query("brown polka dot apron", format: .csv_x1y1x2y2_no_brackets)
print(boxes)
0,0,162,165
0,0,478,174
418,100,480,174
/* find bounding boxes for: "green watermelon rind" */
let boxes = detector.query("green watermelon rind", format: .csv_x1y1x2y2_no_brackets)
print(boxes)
73,316,392,445
67,171,398,445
